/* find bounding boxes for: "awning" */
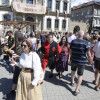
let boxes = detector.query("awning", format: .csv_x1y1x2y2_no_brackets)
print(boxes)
0,21,39,30
12,1,46,15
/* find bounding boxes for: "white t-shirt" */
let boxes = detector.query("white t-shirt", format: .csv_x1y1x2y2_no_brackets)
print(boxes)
93,41,100,58
67,35,76,43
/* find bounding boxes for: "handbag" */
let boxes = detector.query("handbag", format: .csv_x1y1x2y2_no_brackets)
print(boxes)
32,52,44,84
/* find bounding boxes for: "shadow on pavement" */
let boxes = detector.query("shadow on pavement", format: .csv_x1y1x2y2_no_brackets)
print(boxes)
62,71,95,90
81,79,95,90
85,65,94,72
0,78,15,100
0,62,13,74
44,70,73,94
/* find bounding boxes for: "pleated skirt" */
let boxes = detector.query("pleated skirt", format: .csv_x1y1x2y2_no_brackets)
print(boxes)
16,71,43,100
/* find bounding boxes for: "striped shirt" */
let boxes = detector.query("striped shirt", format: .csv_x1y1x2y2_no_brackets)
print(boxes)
70,39,90,65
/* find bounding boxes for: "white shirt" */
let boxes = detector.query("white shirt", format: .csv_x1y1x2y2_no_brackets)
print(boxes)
67,35,76,43
29,38,36,44
53,36,57,42
16,52,41,86
93,41,100,58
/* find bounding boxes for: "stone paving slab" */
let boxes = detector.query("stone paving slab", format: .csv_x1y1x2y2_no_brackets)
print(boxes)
0,61,100,100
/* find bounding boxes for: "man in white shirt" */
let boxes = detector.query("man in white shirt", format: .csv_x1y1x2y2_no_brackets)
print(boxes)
67,31,76,44
93,38,100,91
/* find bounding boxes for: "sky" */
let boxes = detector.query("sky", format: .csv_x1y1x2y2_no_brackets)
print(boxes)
71,0,100,7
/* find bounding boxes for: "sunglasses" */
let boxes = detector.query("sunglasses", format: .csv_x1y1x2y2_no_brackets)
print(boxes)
21,44,27,48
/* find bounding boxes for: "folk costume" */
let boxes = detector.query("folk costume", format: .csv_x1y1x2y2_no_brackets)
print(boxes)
56,44,70,72
41,41,61,70
15,52,43,100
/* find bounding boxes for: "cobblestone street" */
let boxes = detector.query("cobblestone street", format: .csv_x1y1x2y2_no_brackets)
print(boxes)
0,61,100,100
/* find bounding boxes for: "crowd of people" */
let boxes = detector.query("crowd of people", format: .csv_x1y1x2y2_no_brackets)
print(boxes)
0,30,100,99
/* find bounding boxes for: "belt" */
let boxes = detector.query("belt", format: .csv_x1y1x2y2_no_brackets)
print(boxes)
22,68,33,73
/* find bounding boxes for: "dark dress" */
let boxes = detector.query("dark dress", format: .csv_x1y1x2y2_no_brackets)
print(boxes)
56,45,70,72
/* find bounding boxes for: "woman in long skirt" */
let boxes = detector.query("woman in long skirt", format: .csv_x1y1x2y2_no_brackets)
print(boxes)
56,36,70,79
10,39,43,100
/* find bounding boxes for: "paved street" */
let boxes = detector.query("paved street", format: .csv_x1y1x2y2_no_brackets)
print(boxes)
0,61,100,100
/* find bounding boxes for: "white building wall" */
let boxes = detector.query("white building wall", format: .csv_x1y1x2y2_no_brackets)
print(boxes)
9,0,13,5
0,11,13,32
43,15,69,32
43,0,47,6
52,0,55,12
0,0,13,5
60,0,63,13
67,0,70,14
43,0,71,32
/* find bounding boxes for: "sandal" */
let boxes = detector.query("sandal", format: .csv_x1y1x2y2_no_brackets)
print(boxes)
92,80,97,85
57,73,60,76
59,75,63,79
73,90,80,96
95,86,99,91
40,81,43,85
70,82,76,87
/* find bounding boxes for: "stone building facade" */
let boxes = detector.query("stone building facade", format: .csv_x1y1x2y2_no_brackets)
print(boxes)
70,1,100,34
0,0,71,35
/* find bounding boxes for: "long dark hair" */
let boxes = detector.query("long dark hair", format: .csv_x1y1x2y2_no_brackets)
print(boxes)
59,36,68,46
30,32,35,38
98,37,100,41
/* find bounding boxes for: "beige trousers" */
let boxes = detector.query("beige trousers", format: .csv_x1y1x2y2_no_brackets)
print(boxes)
16,71,43,100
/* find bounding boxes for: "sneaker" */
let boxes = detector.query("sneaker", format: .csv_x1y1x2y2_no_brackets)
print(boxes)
6,90,15,99
49,74,53,78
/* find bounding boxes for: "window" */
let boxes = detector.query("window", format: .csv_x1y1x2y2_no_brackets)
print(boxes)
21,0,23,2
81,11,83,16
48,0,52,9
2,0,9,5
62,20,66,29
3,14,11,21
94,9,97,15
47,19,51,29
63,2,67,11
56,1,60,10
98,10,100,15
26,0,33,4
55,19,59,29
87,9,90,15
